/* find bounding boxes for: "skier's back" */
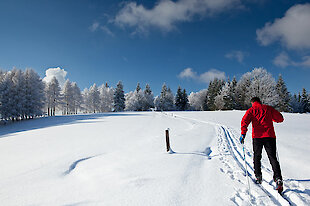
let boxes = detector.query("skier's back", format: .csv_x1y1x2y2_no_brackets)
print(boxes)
240,97,284,193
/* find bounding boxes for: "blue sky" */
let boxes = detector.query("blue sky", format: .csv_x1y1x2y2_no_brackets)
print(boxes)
0,0,310,95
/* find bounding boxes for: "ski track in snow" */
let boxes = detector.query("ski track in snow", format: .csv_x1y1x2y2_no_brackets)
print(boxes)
165,113,308,206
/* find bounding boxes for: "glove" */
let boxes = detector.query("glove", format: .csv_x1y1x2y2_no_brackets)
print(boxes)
240,134,245,144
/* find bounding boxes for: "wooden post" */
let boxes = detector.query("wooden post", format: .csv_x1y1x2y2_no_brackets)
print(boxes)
165,129,170,152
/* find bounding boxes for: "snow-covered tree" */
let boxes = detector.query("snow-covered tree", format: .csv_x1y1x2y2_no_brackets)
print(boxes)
155,84,174,111
301,88,309,113
214,82,229,110
188,89,208,111
88,83,100,113
230,77,238,109
71,82,82,114
0,71,14,120
276,75,290,112
114,81,125,112
62,80,74,115
143,84,154,110
125,83,145,111
0,70,3,119
24,69,45,118
207,78,225,111
0,69,44,120
11,69,26,119
290,93,303,113
166,87,175,111
82,88,90,113
125,91,134,111
134,83,145,111
236,72,251,109
214,79,237,111
99,83,114,112
136,82,141,92
237,68,278,108
45,76,61,116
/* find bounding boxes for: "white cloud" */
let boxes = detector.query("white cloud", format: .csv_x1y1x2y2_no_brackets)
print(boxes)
256,3,310,50
273,52,310,68
100,26,115,37
273,52,291,68
114,0,241,33
225,50,247,63
199,69,226,83
43,67,68,88
301,56,310,67
89,21,100,32
178,67,197,79
178,68,226,83
89,21,115,36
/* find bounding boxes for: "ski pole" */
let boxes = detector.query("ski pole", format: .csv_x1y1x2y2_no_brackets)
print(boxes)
242,145,251,196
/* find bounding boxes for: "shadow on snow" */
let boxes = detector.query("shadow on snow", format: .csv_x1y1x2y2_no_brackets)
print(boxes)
0,112,143,138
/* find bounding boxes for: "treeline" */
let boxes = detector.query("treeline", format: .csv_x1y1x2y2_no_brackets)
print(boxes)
0,69,45,121
1,67,310,123
189,68,309,113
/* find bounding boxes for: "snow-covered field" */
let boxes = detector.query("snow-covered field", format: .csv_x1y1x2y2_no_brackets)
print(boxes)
0,111,309,206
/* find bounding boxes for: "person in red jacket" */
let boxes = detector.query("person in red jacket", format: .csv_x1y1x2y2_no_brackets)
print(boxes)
240,97,284,192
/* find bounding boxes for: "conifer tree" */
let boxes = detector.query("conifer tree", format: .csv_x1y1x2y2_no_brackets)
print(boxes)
207,79,225,110
215,81,233,110
114,81,125,112
156,84,174,111
301,88,309,113
236,73,251,109
143,84,154,110
175,86,183,111
276,75,290,112
136,82,141,92
182,89,189,111
175,86,189,111
290,93,303,113
166,87,175,111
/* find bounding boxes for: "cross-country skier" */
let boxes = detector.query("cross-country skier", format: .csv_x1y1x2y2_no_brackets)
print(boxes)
240,97,284,193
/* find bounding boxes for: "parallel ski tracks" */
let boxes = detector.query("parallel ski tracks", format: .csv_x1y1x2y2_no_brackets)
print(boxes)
163,113,299,206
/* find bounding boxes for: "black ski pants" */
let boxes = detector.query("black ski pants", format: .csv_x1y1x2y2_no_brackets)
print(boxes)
253,137,282,181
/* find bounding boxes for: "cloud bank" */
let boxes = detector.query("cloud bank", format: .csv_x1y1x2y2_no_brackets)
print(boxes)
114,0,242,33
256,3,310,50
178,68,226,83
273,52,310,68
43,67,68,88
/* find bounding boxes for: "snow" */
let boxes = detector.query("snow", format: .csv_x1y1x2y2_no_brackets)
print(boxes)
0,111,309,205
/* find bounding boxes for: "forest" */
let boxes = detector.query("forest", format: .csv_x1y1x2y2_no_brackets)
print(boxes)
0,67,309,122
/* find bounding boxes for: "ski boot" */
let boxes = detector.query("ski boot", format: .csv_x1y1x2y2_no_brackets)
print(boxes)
275,178,283,194
255,175,262,184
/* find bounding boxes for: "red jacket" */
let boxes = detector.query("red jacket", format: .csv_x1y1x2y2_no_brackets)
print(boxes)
241,102,284,138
